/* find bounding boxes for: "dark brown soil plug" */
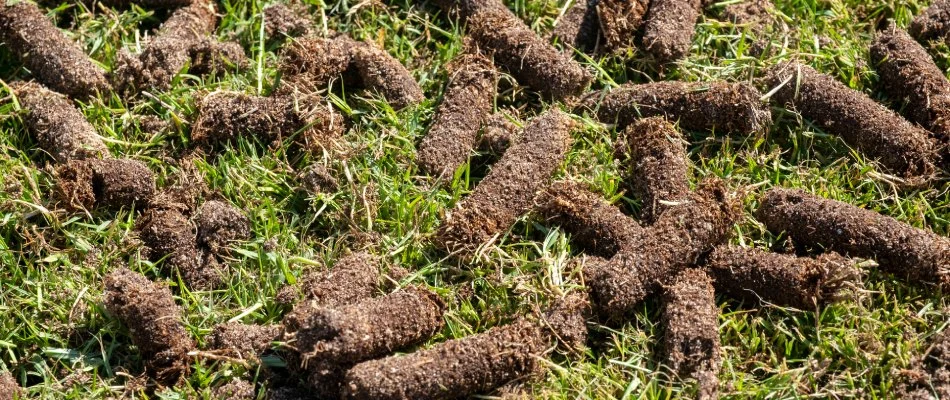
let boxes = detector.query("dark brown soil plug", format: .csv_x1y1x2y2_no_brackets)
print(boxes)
763,61,937,178
0,2,111,99
705,245,859,309
430,0,508,21
350,42,425,110
341,319,547,400
910,0,950,45
721,0,774,26
137,207,220,289
871,25,950,164
55,159,156,210
467,7,593,99
212,378,256,400
11,81,109,163
476,112,520,155
103,267,195,385
756,188,950,290
534,180,642,258
434,110,574,255
275,251,380,307
207,323,280,359
417,53,496,177
641,0,703,62
278,35,356,92
189,39,248,75
660,268,721,399
899,329,950,399
264,2,314,39
596,0,649,53
195,200,251,253
579,81,771,135
191,91,344,153
587,179,739,321
540,292,591,353
550,0,599,52
0,371,20,400
615,116,690,223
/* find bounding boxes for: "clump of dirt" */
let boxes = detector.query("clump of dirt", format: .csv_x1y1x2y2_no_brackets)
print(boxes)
417,53,496,178
476,112,520,155
596,0,649,53
275,251,380,307
0,2,111,99
139,207,197,256
720,0,774,26
430,0,508,21
207,323,280,359
103,267,195,385
278,35,356,92
0,371,20,400
11,82,109,163
540,292,591,353
195,200,251,253
871,24,950,166
264,2,314,39
579,80,771,135
910,0,950,45
55,159,156,210
550,0,600,52
898,329,950,399
615,116,690,223
212,378,256,400
660,268,721,399
705,245,859,309
756,188,950,291
191,91,344,153
468,7,593,99
97,0,193,8
342,318,547,400
763,61,938,178
434,110,574,255
534,180,642,258
641,0,703,62
350,42,426,110
586,179,739,321
189,39,248,75
298,163,339,194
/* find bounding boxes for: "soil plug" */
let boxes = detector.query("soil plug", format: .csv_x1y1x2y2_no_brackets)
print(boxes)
195,200,251,253
55,159,156,210
475,112,520,155
275,251,380,307
615,116,690,223
11,82,109,162
207,323,281,360
910,0,950,45
660,268,721,400
264,2,315,39
0,371,21,400
596,0,649,53
641,0,703,62
550,0,599,52
350,42,425,109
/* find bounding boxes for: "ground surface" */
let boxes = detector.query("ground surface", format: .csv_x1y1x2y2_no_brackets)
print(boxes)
0,0,949,398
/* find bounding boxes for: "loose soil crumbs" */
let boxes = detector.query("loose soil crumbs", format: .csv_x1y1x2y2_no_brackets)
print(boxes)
615,116,690,223
910,0,950,45
275,251,379,307
641,0,703,63
11,81,109,163
660,268,721,399
55,159,156,211
298,163,339,195
212,378,257,400
720,0,774,26
550,0,599,52
596,0,649,53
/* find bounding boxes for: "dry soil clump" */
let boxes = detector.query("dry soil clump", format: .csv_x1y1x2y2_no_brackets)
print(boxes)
417,53,497,178
910,0,950,45
720,0,774,26
55,159,156,210
660,268,721,399
104,268,195,385
278,35,357,91
212,378,257,400
275,251,380,307
756,188,950,291
899,329,950,399
351,43,425,109
705,245,859,309
615,116,690,223
195,200,251,253
435,110,573,255
764,61,937,178
540,292,591,353
207,323,280,360
580,80,771,135
550,0,600,52
596,0,649,53
641,0,703,62
0,371,20,400
264,2,314,39
11,82,109,163
0,2,111,99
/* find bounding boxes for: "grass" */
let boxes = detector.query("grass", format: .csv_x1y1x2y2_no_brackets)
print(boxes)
1,0,949,398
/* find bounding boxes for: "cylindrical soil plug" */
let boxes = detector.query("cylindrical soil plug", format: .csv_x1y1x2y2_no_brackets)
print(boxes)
641,0,703,62
11,82,109,163
615,116,690,223
660,268,721,399
55,159,156,210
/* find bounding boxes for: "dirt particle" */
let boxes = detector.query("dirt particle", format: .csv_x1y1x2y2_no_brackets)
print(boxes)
476,112,520,155
0,2,111,99
468,7,593,99
898,329,950,399
550,0,600,52
275,251,380,307
195,200,251,253
212,378,256,400
910,0,950,45
264,2,314,39
434,109,574,255
763,61,938,178
596,0,649,53
298,163,339,194
103,267,195,385
660,268,720,399
55,159,156,210
417,53,496,178
207,323,280,359
615,116,690,223
0,371,21,400
756,188,950,291
579,80,771,135
641,0,703,62
11,81,109,163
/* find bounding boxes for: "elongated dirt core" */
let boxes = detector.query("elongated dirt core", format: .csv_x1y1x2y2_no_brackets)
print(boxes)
615,116,690,223
660,268,721,399
11,81,109,163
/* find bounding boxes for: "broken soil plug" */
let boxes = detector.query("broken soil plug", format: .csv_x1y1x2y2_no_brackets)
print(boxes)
660,268,721,399
55,158,156,211
275,251,380,307
264,2,315,40
615,116,690,223
278,35,357,92
641,0,703,63
11,81,109,163
476,112,521,155
195,199,252,253
910,0,950,45
597,0,649,53
550,0,599,52
207,322,281,360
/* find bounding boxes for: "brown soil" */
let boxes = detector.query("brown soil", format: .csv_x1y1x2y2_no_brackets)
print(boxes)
579,80,771,135
189,39,249,75
278,35,356,92
417,53,497,178
434,110,574,255
264,2,314,39
467,7,593,99
910,0,950,45
195,200,251,253
275,251,380,307
550,0,600,52
871,25,950,166
139,207,197,257
720,0,774,26
350,42,425,110
97,0,193,8
756,188,950,290
0,371,20,400
660,268,721,399
103,267,194,385
596,0,649,53
705,245,859,309
763,61,938,178
55,159,156,210
476,112,520,155
586,179,739,321
191,91,344,153
298,164,339,194
430,0,508,21
206,323,280,359
898,329,950,399
341,318,547,400
641,0,703,62
540,292,591,353
534,180,642,258
11,81,109,163
615,116,690,223
212,378,256,399
0,2,111,99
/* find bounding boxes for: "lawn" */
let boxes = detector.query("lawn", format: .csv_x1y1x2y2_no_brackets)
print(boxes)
1,0,949,398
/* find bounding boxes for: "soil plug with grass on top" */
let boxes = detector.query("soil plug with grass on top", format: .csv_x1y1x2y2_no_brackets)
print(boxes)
55,158,156,211
277,34,359,92
660,268,721,399
615,116,690,223
11,81,109,163
763,61,938,179
104,267,195,385
910,0,950,45
705,245,859,309
596,0,649,53
579,80,771,135
0,2,111,99
417,53,497,178
550,0,599,52
434,109,574,255
641,0,703,62
275,251,380,307
756,188,950,291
